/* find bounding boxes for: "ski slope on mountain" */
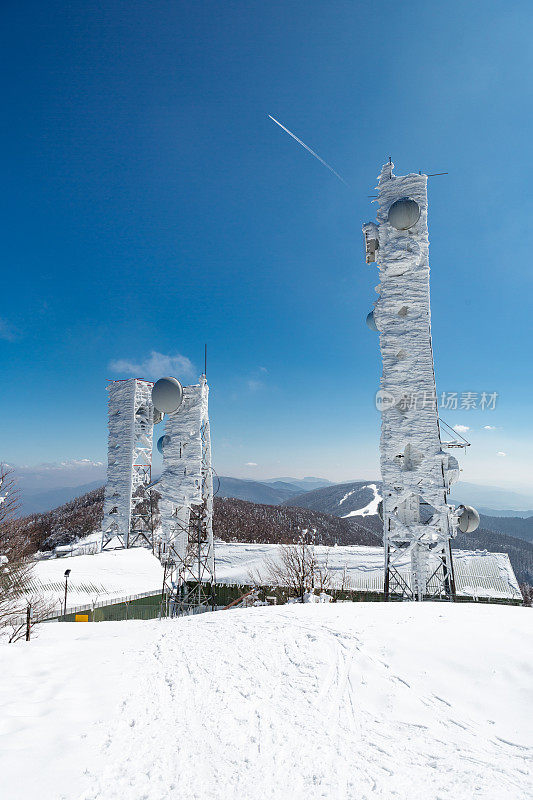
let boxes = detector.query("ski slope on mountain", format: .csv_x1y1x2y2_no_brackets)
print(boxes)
1,603,531,800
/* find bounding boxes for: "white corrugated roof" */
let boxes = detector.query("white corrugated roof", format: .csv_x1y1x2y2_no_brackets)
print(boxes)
213,542,522,601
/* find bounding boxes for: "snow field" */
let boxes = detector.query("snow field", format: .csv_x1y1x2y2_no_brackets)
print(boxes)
0,603,531,800
30,547,163,611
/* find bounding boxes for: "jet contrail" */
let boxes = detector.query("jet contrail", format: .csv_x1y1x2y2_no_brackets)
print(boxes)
268,114,348,186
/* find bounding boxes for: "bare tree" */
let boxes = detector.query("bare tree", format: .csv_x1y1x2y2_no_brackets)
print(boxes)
0,466,52,642
250,536,331,601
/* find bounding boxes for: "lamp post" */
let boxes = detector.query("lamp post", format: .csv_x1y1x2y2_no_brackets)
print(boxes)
63,569,71,617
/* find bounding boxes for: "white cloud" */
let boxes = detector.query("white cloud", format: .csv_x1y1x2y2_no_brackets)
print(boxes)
109,351,195,381
453,424,470,433
59,459,103,468
497,451,507,457
18,459,104,472
483,425,496,430
11,460,107,491
246,367,268,392
245,462,258,467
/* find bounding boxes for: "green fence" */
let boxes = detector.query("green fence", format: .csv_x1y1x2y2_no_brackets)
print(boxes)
59,580,521,622
62,593,163,622
60,583,389,622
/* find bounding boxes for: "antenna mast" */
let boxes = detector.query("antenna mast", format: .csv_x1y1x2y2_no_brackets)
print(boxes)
362,162,478,600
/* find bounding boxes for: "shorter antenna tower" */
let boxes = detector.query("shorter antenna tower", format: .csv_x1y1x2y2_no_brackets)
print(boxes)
102,379,154,550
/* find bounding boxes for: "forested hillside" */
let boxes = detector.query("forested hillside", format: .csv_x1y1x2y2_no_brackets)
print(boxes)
215,497,381,545
17,487,381,553
20,487,104,552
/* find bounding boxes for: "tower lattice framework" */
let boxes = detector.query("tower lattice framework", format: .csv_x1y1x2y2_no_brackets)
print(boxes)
158,375,215,614
363,161,464,601
102,378,154,550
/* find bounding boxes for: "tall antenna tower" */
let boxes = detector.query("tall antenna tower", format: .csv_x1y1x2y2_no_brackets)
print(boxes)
102,379,154,550
155,374,215,614
362,161,478,601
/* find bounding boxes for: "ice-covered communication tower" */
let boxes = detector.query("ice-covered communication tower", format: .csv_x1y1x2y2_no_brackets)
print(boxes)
155,374,215,614
363,161,478,601
102,379,154,549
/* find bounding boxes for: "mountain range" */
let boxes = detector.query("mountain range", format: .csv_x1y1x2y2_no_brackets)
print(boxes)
279,480,533,547
18,476,333,516
18,471,533,516
17,473,533,555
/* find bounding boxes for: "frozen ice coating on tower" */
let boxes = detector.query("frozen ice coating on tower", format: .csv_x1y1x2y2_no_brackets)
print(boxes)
101,373,215,612
159,375,214,571
102,379,154,549
363,161,462,600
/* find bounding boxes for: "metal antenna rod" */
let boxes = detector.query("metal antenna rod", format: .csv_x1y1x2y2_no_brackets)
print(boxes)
204,343,207,377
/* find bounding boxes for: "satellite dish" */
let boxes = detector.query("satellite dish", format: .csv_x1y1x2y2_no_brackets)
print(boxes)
388,198,420,231
157,435,171,454
152,377,183,414
366,310,378,331
457,505,480,534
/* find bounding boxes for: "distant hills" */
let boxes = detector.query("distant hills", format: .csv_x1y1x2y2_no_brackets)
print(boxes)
19,480,104,516
263,477,333,491
18,475,332,515
215,477,302,506
20,474,533,545
219,477,533,521
18,472,533,519
449,481,533,517
214,476,334,505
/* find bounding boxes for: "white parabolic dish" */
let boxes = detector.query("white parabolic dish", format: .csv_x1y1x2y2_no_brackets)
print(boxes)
152,377,183,414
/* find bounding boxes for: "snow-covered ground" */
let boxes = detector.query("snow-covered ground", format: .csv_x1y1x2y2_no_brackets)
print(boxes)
29,541,521,612
0,603,531,800
29,547,163,613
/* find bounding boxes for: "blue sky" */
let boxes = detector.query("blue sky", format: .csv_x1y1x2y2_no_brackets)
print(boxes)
1,1,532,490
